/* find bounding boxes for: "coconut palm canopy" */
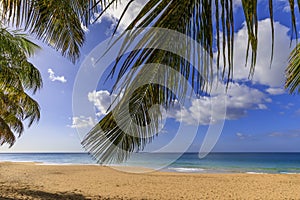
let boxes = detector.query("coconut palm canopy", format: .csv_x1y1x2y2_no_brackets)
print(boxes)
0,28,41,146
0,0,299,163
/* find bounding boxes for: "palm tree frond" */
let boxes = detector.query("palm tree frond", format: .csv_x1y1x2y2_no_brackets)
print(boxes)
83,60,190,163
0,117,16,147
0,66,24,91
17,61,43,94
286,43,300,94
0,27,41,147
2,113,24,136
0,0,100,63
83,83,172,163
0,27,39,58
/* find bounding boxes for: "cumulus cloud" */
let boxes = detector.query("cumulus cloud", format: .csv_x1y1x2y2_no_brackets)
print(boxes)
69,116,95,129
88,90,121,116
86,81,271,127
48,68,67,83
220,19,293,88
166,83,270,126
92,0,147,33
266,87,285,95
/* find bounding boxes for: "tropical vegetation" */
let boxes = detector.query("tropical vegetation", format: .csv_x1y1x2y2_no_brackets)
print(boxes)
0,0,99,145
0,28,41,146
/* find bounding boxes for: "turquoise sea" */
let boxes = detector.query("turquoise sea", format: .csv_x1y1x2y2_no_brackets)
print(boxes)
1,153,300,174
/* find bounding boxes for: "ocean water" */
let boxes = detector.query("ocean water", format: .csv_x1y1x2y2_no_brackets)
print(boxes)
0,152,300,174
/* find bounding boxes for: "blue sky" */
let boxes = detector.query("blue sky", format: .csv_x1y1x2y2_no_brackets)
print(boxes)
1,0,300,153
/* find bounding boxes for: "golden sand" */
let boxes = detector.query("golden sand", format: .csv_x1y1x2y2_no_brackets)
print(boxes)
0,162,300,199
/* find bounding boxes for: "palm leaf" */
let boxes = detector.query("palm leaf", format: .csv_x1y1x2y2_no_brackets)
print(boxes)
0,86,40,145
286,43,300,94
0,27,42,92
0,0,100,63
17,61,43,94
83,63,187,163
0,27,41,146
0,117,16,147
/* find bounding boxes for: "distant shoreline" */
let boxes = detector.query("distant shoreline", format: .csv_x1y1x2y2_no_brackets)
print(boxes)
1,152,300,174
1,160,300,175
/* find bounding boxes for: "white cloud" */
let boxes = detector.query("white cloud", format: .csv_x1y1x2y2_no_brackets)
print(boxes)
48,68,67,83
266,87,285,95
88,90,119,116
220,19,293,88
81,23,89,33
167,83,270,126
69,116,95,129
93,0,148,33
87,82,271,127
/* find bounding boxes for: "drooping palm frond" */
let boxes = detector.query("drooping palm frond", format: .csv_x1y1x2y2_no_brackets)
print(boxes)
0,28,40,56
0,88,40,146
0,27,40,57
112,0,220,90
83,0,300,163
16,61,42,94
0,27,41,146
83,61,188,163
0,117,16,146
0,0,101,63
82,83,165,163
0,27,42,92
286,43,300,94
241,0,258,75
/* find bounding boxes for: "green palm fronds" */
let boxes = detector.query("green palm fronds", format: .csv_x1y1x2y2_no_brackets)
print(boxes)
0,0,101,63
83,62,186,163
0,27,41,146
286,43,300,94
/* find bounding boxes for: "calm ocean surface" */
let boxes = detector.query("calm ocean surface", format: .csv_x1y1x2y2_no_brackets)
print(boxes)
1,153,300,174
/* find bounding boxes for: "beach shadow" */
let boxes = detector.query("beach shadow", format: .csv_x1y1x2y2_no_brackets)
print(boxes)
1,188,89,200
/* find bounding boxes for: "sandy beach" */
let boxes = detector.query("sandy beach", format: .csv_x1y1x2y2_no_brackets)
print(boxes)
1,162,300,200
